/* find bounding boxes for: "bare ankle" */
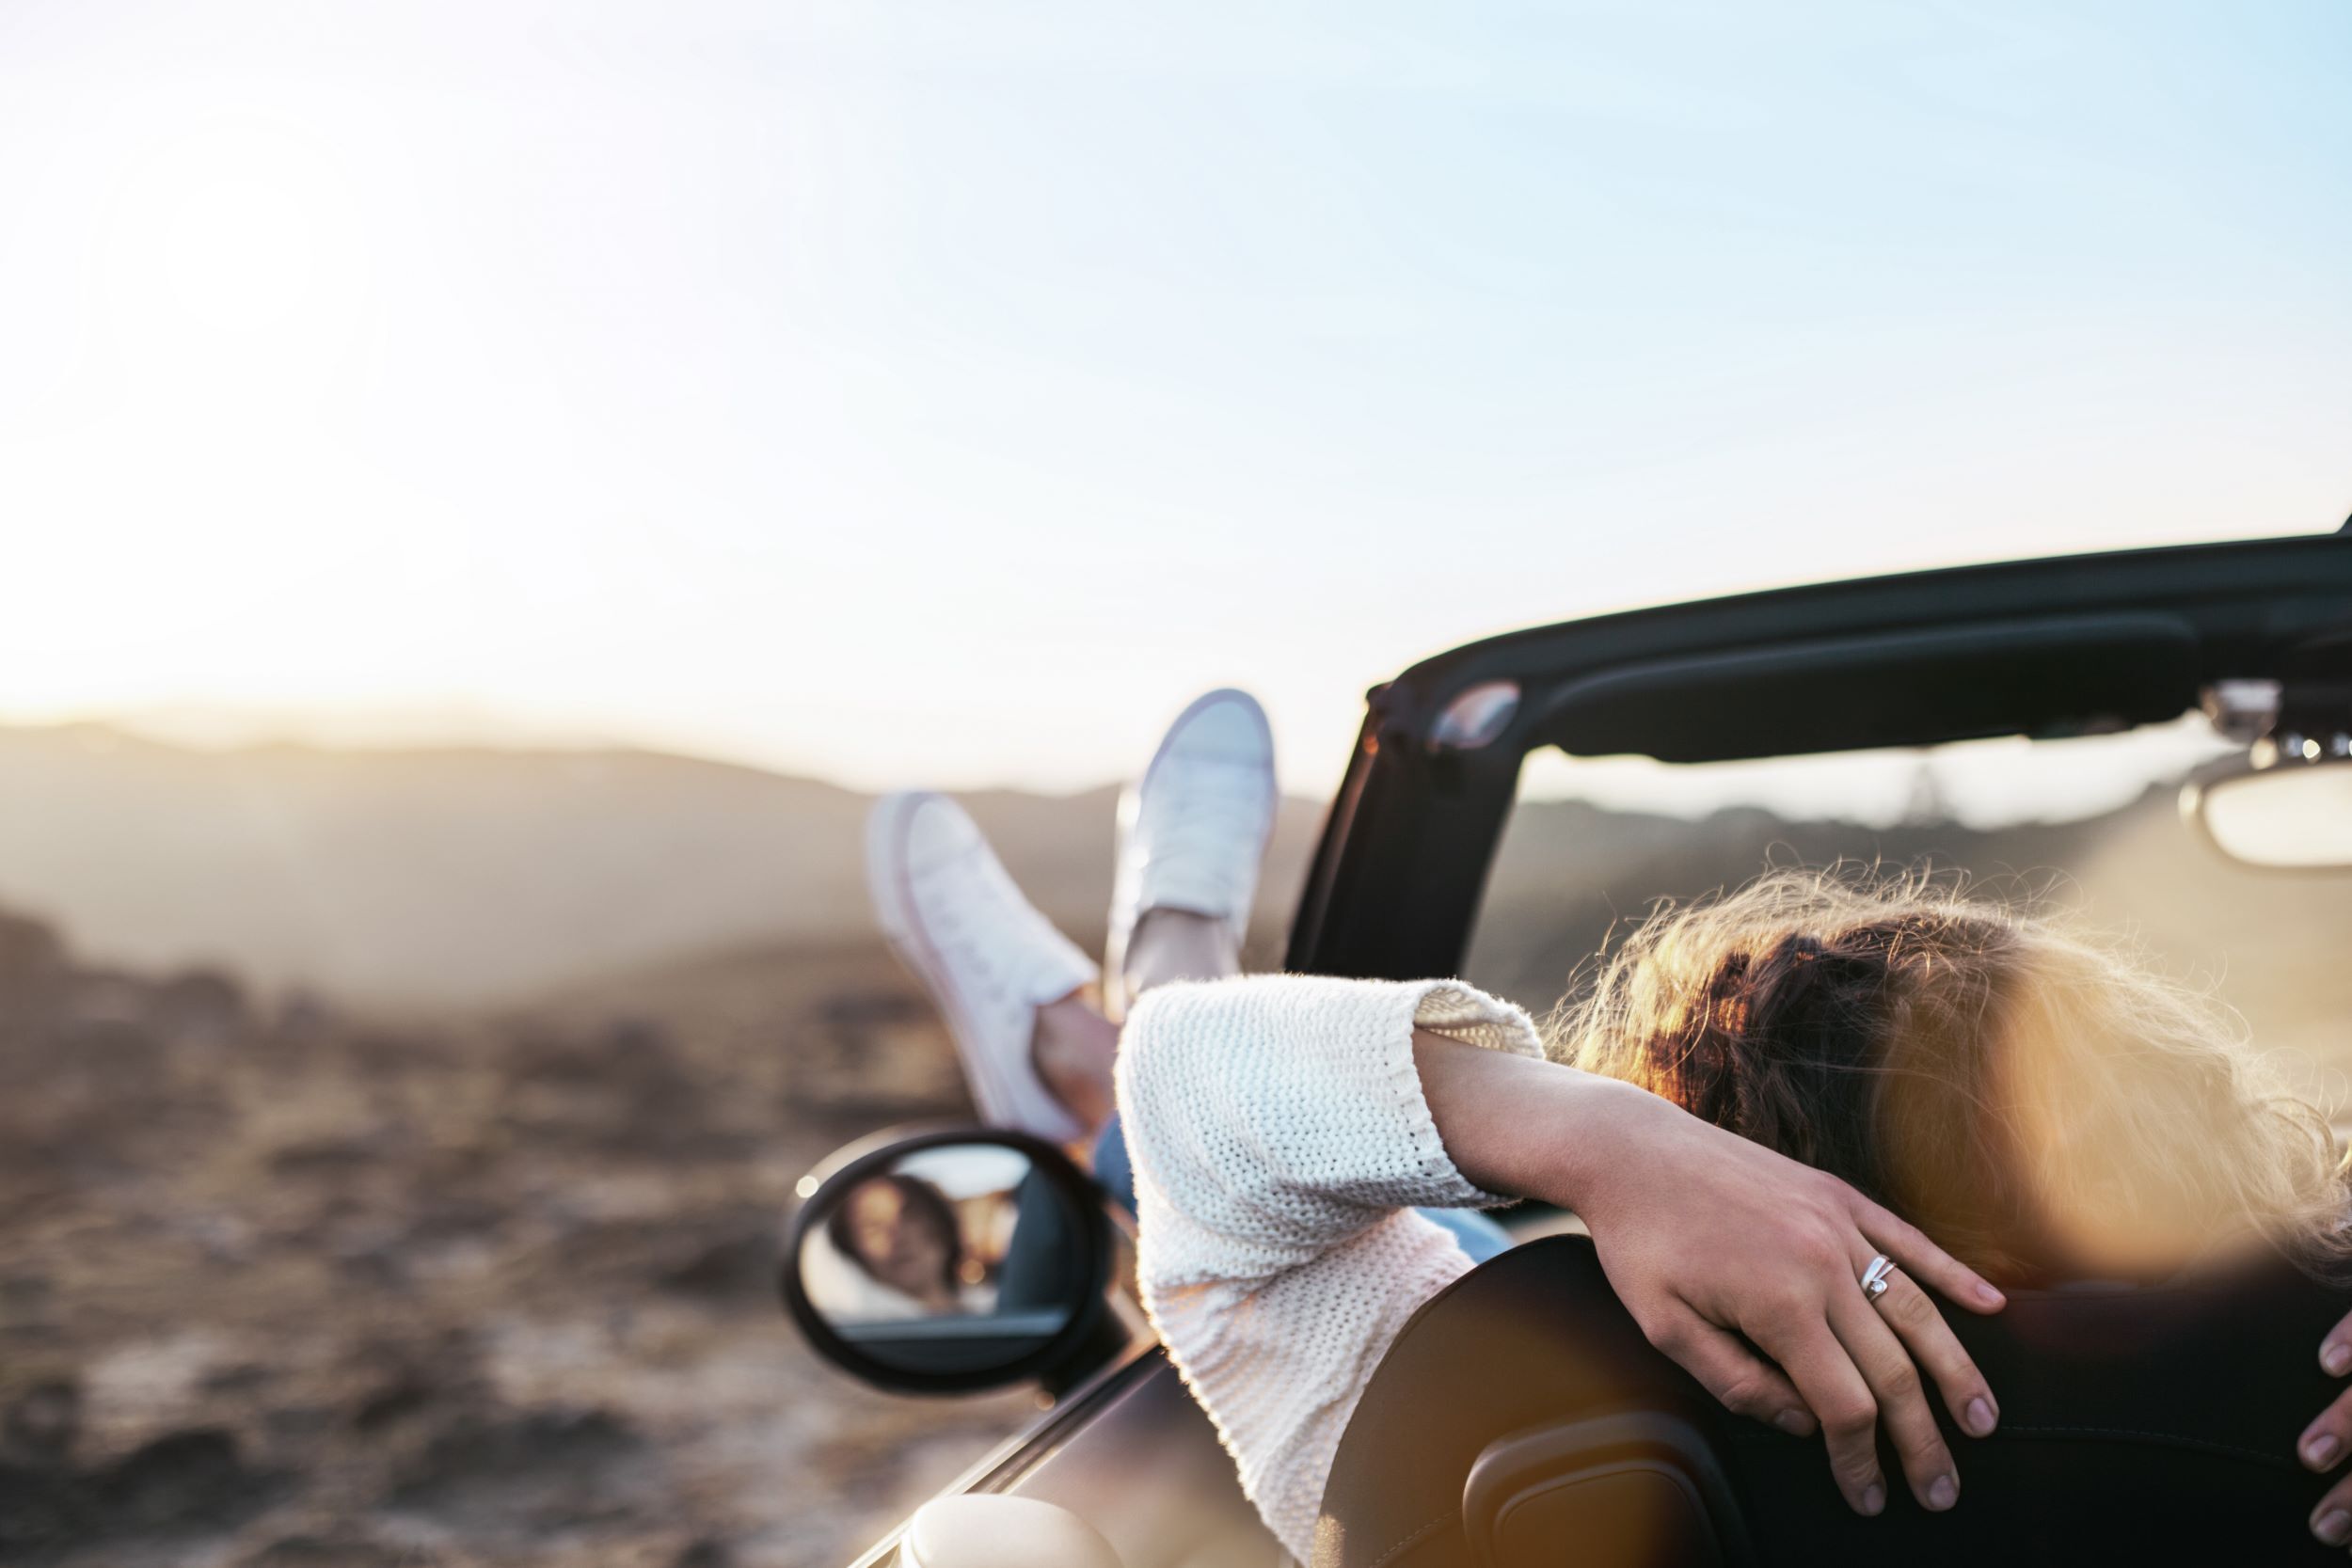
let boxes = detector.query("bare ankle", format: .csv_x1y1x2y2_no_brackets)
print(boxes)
1029,990,1117,1134
1121,908,1238,1006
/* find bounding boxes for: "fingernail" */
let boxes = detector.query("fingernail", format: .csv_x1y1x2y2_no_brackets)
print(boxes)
1861,1482,1885,1517
1965,1397,1995,1436
1927,1474,1957,1512
2307,1433,2341,1468
2315,1510,2351,1545
2326,1342,2351,1376
1773,1409,1813,1436
1975,1282,2005,1307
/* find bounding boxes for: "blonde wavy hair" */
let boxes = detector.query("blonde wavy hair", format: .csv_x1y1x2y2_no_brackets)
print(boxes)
1549,868,2352,1286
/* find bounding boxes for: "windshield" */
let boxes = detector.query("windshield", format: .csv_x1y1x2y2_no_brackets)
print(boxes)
1462,716,2351,1103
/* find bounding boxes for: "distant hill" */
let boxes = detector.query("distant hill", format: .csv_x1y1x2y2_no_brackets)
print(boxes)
0,725,2344,1084
0,724,1321,1007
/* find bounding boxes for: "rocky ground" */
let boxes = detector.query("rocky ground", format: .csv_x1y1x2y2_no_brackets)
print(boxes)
7,771,2344,1567
0,910,1039,1567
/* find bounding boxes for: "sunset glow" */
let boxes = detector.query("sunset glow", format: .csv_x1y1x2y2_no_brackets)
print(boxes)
3,2,2346,798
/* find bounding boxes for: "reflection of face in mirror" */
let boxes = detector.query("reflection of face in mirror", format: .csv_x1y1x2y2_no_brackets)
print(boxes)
797,1143,1090,1374
830,1173,964,1312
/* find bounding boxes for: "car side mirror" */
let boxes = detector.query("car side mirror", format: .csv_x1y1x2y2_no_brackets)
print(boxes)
2182,728,2352,871
781,1126,1116,1395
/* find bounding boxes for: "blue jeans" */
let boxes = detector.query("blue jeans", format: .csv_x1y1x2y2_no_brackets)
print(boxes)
1089,1112,1515,1265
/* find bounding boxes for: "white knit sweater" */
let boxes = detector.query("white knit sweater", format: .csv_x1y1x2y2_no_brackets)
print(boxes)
1114,974,1548,1563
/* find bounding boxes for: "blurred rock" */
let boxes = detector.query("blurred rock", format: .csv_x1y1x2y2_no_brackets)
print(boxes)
389,1407,643,1532
657,1227,778,1308
792,989,967,1120
0,912,65,990
98,1427,279,1534
2,1377,79,1464
239,1530,420,1567
152,966,247,1045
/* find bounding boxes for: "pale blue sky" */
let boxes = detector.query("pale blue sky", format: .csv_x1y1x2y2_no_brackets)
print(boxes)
2,1,2346,798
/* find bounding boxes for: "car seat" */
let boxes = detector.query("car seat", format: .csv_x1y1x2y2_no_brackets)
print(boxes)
1317,1234,2351,1567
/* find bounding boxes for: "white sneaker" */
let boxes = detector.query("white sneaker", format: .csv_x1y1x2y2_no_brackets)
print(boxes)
866,791,1097,1143
1104,689,1279,997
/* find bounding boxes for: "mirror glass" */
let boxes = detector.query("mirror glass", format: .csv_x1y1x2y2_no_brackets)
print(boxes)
795,1142,1088,1375
2198,761,2352,869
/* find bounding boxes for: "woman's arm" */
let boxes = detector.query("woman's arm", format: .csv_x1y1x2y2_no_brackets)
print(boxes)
1116,975,1555,1560
1117,974,2006,1560
1417,1030,2005,1517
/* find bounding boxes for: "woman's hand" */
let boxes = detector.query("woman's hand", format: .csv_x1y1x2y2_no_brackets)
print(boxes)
2296,1310,2352,1545
1568,1074,2006,1516
1417,1034,2007,1517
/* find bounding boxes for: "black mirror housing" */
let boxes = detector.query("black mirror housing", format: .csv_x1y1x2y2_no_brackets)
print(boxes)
781,1125,1116,1396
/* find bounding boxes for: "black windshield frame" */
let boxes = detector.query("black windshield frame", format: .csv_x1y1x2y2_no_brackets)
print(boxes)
1283,534,2352,982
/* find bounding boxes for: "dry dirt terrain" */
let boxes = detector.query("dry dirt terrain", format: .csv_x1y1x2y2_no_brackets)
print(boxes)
0,727,1323,1568
0,915,1050,1567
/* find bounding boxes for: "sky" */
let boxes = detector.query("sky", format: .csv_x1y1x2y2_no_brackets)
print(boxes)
1,0,2347,806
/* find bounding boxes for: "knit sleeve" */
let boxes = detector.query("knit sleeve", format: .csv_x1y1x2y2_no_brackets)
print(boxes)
1113,974,1546,1561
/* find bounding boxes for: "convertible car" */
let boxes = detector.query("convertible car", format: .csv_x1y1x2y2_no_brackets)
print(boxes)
785,531,2352,1568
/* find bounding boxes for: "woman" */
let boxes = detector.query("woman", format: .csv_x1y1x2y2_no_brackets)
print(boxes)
1556,870,2352,1291
822,1170,971,1317
867,689,2352,1560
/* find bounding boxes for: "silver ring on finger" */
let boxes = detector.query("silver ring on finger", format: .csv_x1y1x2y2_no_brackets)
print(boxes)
1860,1254,1899,1301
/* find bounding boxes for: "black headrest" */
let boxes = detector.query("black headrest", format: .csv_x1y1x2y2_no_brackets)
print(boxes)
1317,1234,2351,1568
